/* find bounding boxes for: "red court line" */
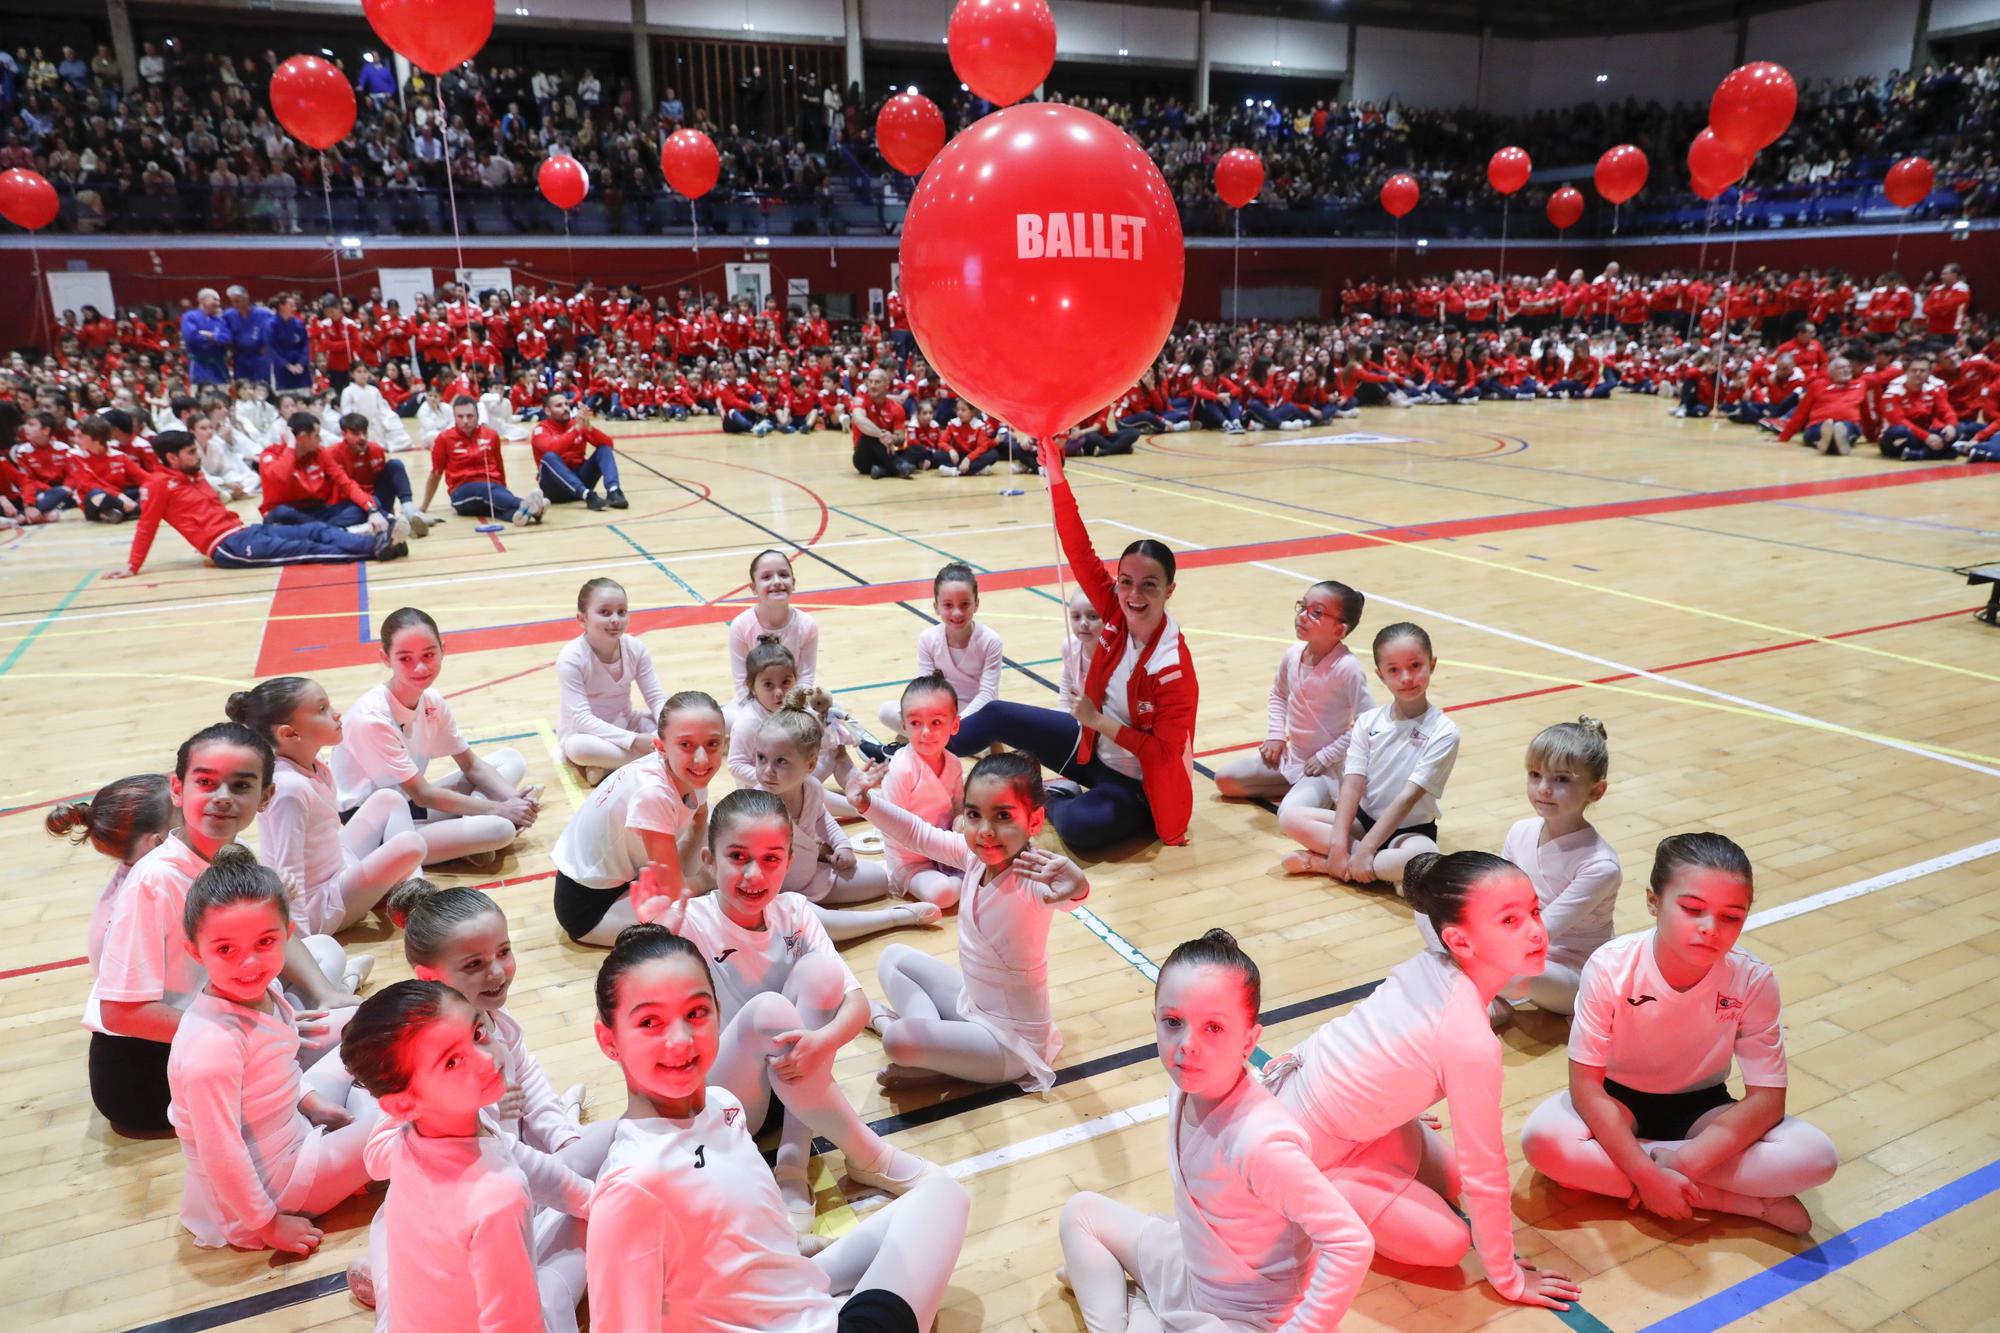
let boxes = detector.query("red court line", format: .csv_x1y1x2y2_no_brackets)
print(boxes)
258,462,1990,674
0,791,89,820
445,660,557,700
487,531,508,553
1188,602,1985,757
0,955,89,982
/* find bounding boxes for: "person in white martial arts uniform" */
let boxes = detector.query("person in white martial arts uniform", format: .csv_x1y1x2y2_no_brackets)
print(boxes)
343,980,597,1333
555,578,668,785
330,607,540,868
1262,850,1585,1310
230,677,427,934
584,923,971,1332
1215,579,1372,803
1058,928,1376,1331
1521,832,1838,1234
167,846,380,1255
551,690,724,946
846,752,1090,1091
1278,622,1457,886
631,789,937,1237
725,549,820,732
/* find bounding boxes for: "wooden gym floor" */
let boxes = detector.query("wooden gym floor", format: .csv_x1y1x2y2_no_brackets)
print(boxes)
4,400,1998,1332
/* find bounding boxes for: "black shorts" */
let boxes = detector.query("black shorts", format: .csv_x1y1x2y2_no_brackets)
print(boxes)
1604,1078,1735,1141
88,1030,173,1135
552,869,628,943
839,1289,918,1333
1355,808,1439,843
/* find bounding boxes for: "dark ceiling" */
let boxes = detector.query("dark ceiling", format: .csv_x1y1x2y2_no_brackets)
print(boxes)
1209,0,1822,39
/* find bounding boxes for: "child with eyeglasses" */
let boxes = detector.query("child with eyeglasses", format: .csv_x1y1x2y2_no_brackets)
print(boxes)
1213,580,1373,804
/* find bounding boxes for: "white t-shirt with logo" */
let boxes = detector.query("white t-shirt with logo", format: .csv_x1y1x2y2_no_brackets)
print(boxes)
330,682,471,811
1342,702,1460,824
1569,931,1788,1095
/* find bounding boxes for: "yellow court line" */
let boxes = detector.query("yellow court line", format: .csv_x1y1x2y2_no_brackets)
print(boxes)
807,1153,863,1239
1074,463,2000,687
0,670,252,687
534,718,587,813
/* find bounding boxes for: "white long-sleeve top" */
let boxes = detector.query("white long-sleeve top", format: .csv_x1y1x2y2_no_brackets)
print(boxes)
861,795,1081,1091
587,1093,845,1332
489,1007,581,1153
167,986,320,1248
415,397,452,448
779,781,850,900
1166,1077,1374,1330
1058,632,1096,712
339,381,402,445
365,1113,593,1333
259,755,352,935
85,834,210,1034
1271,949,1523,1300
234,397,282,449
641,892,859,1025
1264,642,1372,783
726,606,819,706
1500,817,1622,967
726,696,773,789
554,633,667,747
876,746,964,888
87,862,133,972
913,620,1004,716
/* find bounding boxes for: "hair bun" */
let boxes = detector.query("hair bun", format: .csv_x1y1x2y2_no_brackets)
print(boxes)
224,691,252,723
384,877,437,929
1400,851,1443,912
44,800,88,838
1577,715,1607,739
210,842,258,870
756,631,782,646
1199,926,1239,950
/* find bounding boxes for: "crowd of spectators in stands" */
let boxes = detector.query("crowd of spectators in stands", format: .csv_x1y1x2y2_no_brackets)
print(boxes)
1,32,1995,236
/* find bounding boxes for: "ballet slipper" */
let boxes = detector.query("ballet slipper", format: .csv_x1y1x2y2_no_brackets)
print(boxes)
876,1063,956,1090
1282,849,1330,877
346,1259,376,1309
865,999,899,1035
845,1151,934,1195
889,902,944,928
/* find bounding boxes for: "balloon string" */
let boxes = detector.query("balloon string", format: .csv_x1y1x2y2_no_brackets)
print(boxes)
1711,195,1746,425
1498,197,1509,285
1231,211,1240,324
436,86,465,276
321,152,354,367
28,233,50,353
1040,435,1071,642
1686,207,1715,345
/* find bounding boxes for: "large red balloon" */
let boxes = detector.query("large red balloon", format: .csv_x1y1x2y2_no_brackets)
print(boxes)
0,168,58,231
538,155,588,210
270,56,356,152
661,129,720,199
899,103,1184,440
362,0,493,77
948,0,1057,108
1488,146,1532,195
1594,144,1648,204
1884,156,1935,209
1380,172,1419,219
876,90,947,176
1214,148,1264,209
1546,185,1584,231
1710,61,1797,157
1687,127,1749,196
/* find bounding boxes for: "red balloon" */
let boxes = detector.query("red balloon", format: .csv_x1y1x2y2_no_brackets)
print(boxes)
1594,144,1648,205
1488,146,1531,195
362,0,493,77
1546,185,1584,231
1687,128,1749,194
948,0,1057,108
1690,173,1727,202
1214,148,1264,209
876,90,947,176
899,103,1184,440
1710,61,1797,156
661,129,720,200
1380,172,1419,219
269,56,357,152
0,168,58,231
1884,156,1935,209
538,155,589,210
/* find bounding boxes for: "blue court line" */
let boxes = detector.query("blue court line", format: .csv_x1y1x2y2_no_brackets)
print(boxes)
1639,1156,2000,1333
830,657,1062,699
468,731,537,745
355,563,370,643
606,523,703,602
0,569,95,676
832,505,1068,605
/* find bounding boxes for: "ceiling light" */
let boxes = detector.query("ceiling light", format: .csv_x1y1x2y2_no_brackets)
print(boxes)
1595,73,1609,83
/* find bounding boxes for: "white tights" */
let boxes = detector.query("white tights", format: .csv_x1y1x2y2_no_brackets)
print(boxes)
894,866,963,912
1210,751,1293,802
413,748,527,865
875,944,1027,1086
317,789,427,933
1520,1091,1839,1212
813,1169,971,1329
1276,777,1435,883
709,953,923,1218
560,732,652,775
795,858,921,943
284,1050,383,1218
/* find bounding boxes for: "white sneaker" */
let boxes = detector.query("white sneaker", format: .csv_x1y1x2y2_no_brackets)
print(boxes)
525,487,548,521
938,465,958,476
389,514,412,545
511,506,533,527
1336,406,1360,419
1170,419,1192,431
1279,418,1306,430
402,507,430,538
752,419,775,437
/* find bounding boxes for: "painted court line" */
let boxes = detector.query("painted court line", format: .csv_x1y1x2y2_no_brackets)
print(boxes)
0,569,95,676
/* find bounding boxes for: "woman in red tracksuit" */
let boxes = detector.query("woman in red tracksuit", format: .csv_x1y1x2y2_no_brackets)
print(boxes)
1430,345,1480,404
948,440,1198,852
1767,357,1869,454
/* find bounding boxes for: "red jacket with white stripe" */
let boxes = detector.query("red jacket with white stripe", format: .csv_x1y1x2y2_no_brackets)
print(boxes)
1881,376,1959,432
1052,471,1198,845
128,468,245,573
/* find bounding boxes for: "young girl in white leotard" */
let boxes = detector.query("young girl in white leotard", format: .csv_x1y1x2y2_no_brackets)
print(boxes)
725,549,819,732
1059,929,1375,1331
1520,833,1838,1235
874,563,1005,743
1262,850,1584,1311
586,924,971,1330
870,673,968,912
556,577,668,786
847,752,1090,1091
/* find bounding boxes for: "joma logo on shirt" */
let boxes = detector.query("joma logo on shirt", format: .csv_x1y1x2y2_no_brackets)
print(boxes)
1016,213,1150,260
